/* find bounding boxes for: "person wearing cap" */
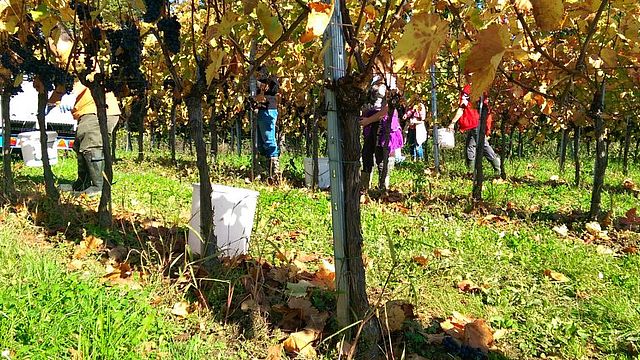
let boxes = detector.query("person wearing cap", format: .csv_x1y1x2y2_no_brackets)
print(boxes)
448,73,500,175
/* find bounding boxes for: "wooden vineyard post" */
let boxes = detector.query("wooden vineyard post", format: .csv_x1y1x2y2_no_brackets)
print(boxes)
322,0,349,329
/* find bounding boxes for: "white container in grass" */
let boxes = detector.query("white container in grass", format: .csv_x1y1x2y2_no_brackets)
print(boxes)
303,157,330,189
18,131,58,167
188,183,259,257
437,128,455,149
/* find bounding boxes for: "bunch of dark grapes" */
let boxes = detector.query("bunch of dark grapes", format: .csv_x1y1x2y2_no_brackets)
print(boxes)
69,0,93,22
7,38,74,93
157,16,181,55
143,0,164,23
106,21,147,95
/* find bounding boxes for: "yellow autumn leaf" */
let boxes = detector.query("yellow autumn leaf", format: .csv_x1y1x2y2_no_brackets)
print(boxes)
544,269,570,282
257,2,282,43
206,49,225,85
300,1,334,43
282,329,319,358
530,0,564,31
242,0,258,15
600,48,617,67
207,10,240,40
128,0,146,13
392,13,449,72
412,0,432,13
171,301,192,317
464,23,510,100
514,0,532,11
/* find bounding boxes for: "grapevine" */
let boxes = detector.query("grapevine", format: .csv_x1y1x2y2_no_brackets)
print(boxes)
143,0,164,23
106,21,146,95
157,16,181,55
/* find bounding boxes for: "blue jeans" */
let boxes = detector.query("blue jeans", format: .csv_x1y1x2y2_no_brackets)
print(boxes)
407,128,424,160
257,109,279,158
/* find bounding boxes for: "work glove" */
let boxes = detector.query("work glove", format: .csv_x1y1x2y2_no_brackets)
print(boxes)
59,93,77,112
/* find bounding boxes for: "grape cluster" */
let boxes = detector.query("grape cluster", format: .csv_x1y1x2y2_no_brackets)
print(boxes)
106,21,147,95
157,16,181,55
7,38,74,93
143,0,164,23
70,0,93,22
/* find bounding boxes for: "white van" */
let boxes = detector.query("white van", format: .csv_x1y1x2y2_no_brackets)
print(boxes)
0,79,77,150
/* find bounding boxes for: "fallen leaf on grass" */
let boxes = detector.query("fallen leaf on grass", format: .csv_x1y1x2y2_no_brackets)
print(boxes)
493,328,508,341
622,178,638,192
585,221,609,240
412,255,429,266
457,280,485,294
622,246,638,254
69,348,82,360
552,224,569,237
434,248,452,258
440,311,472,340
492,178,509,185
265,343,284,360
596,245,614,255
464,319,494,353
620,208,640,228
282,329,319,358
311,259,335,290
544,269,570,282
287,280,313,297
67,259,84,271
171,301,193,317
73,235,103,259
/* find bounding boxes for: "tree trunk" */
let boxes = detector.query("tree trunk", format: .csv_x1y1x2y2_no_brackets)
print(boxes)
623,117,631,176
235,112,242,156
36,90,59,201
111,118,119,161
124,107,133,151
335,77,381,359
170,99,178,164
87,81,113,228
137,96,146,162
634,135,639,164
209,105,218,163
573,125,581,187
1,90,15,202
589,89,607,219
499,110,507,179
517,128,523,158
312,106,319,190
559,128,569,173
186,93,216,266
472,96,488,201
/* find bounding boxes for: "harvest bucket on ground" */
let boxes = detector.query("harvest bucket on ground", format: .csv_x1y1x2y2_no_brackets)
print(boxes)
188,183,259,257
18,131,58,167
303,157,330,189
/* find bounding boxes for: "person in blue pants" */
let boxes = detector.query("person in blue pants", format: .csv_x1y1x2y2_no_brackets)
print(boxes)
254,66,280,181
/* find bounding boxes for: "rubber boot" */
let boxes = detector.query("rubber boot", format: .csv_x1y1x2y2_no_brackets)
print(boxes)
491,157,501,176
360,171,372,191
79,148,104,196
60,153,90,192
269,157,281,185
378,159,394,190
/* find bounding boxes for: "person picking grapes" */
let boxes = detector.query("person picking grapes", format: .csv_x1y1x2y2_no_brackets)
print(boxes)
253,66,281,183
447,72,500,176
49,30,122,196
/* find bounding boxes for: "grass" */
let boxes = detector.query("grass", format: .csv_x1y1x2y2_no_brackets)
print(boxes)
2,137,640,359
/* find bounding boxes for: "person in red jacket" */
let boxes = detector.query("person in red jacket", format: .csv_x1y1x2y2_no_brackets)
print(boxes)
448,78,500,175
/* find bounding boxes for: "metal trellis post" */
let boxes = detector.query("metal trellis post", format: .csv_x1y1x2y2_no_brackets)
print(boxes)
323,0,349,329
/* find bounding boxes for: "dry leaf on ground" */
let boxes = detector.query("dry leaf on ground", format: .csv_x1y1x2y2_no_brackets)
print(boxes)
311,259,335,290
434,248,452,258
265,343,284,360
552,224,569,237
171,301,192,317
457,280,485,294
544,269,570,282
73,235,103,259
282,329,319,358
464,319,494,353
412,255,429,266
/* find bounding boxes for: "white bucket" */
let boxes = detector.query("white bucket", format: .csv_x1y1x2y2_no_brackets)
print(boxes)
437,128,455,149
303,157,330,189
18,131,58,167
188,183,259,257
